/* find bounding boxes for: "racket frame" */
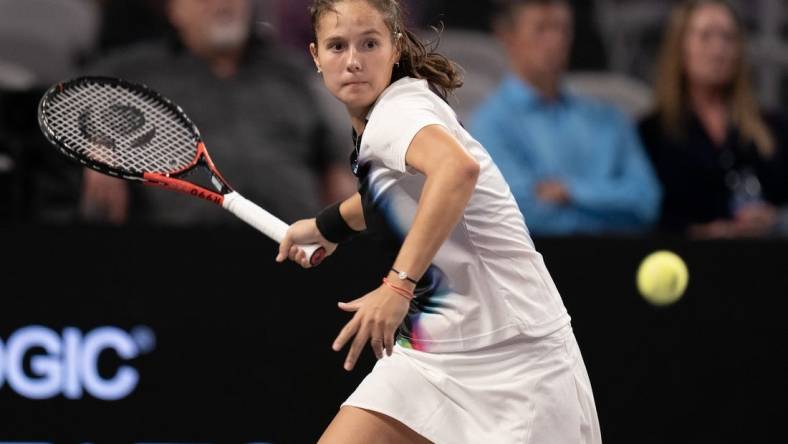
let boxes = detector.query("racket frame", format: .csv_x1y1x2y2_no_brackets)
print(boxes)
38,76,239,206
38,76,326,265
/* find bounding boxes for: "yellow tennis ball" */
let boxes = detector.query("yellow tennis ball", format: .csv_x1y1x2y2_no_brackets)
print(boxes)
636,250,689,306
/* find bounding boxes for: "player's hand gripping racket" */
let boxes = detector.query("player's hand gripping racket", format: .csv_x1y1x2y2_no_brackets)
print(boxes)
38,76,326,266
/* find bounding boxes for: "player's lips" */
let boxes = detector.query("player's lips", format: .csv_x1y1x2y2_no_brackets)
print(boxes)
343,80,368,87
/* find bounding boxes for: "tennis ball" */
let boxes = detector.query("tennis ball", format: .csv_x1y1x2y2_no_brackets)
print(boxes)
636,250,688,306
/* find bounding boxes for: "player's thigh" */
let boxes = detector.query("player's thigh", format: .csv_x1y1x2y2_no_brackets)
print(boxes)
318,406,432,444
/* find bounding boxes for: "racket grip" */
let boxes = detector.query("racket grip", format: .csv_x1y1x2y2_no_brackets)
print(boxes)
222,191,326,266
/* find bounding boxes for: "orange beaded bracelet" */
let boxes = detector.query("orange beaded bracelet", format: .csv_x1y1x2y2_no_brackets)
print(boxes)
382,277,414,301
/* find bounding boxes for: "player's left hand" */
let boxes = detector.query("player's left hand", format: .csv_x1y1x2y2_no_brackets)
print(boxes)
333,284,411,371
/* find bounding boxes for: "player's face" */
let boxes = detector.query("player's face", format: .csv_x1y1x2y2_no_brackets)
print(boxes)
683,3,740,90
310,0,401,118
168,0,252,53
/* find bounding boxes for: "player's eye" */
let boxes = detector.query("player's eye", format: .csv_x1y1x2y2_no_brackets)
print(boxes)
363,39,378,50
328,41,345,52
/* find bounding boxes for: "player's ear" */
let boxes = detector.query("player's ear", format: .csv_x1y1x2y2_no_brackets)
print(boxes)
394,31,403,63
309,43,321,73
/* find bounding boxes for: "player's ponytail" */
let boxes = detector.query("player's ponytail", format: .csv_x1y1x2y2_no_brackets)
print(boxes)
394,25,464,100
310,0,463,100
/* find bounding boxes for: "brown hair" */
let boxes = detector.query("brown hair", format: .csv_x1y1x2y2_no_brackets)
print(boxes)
654,0,775,156
309,0,463,99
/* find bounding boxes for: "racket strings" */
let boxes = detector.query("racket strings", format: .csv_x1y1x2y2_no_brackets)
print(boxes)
42,81,198,175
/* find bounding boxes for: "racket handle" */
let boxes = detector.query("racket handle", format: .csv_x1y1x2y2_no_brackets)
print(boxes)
222,191,326,266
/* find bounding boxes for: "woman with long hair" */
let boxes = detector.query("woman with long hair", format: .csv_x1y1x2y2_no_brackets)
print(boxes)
639,0,788,237
276,0,601,442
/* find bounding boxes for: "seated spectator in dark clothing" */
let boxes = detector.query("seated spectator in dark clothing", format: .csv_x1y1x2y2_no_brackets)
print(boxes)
95,0,169,55
83,0,354,225
639,0,788,237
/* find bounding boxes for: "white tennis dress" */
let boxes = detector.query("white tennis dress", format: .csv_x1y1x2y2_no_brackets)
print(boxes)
343,77,601,444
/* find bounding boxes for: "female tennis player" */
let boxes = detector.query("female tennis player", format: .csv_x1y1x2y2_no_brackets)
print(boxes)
276,0,601,442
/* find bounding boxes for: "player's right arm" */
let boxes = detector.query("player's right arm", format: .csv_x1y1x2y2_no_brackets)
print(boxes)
276,192,364,267
338,192,365,231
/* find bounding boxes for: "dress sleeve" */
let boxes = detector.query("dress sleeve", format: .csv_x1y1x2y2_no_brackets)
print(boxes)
363,89,448,173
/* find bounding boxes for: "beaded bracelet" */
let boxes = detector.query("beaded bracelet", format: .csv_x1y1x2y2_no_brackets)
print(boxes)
382,278,414,301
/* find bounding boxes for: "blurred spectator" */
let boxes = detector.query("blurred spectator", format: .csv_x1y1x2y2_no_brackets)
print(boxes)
638,0,788,238
420,0,606,69
0,0,99,223
94,0,169,55
471,0,661,236
83,0,354,225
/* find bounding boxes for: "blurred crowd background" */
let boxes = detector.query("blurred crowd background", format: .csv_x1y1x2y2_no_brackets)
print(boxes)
1,0,787,239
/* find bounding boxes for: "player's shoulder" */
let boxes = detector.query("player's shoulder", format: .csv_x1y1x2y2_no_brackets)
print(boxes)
380,77,444,106
370,77,447,122
363,78,452,148
368,79,441,129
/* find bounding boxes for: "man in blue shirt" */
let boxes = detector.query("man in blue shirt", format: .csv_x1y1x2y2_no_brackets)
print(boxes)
471,0,661,235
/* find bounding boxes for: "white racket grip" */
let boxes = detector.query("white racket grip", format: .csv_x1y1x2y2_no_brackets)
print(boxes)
222,191,325,265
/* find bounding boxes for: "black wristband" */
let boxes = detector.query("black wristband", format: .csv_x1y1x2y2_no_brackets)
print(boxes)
315,202,358,243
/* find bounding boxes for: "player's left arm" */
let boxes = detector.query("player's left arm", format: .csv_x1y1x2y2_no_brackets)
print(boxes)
390,124,480,284
332,125,480,370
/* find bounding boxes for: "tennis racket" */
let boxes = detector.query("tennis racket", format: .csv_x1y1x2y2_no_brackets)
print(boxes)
37,76,326,266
